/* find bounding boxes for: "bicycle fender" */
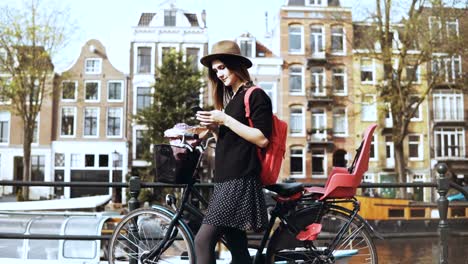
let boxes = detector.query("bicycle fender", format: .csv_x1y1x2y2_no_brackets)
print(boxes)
330,205,384,240
151,204,197,242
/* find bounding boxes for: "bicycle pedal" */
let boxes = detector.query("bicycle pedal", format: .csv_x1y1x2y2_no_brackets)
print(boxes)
296,223,322,241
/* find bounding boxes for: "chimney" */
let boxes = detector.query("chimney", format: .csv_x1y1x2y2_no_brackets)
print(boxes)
201,9,207,28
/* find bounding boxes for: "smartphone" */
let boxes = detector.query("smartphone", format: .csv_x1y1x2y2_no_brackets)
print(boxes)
191,106,204,113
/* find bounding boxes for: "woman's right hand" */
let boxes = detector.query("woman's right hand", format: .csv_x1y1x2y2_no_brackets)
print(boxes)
196,111,219,131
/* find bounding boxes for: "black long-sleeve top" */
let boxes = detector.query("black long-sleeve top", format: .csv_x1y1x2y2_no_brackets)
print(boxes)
214,85,273,183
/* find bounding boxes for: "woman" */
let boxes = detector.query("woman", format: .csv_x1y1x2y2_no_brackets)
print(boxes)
194,40,273,263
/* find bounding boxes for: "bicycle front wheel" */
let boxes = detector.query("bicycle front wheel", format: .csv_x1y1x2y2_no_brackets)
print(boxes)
266,207,378,264
108,208,195,264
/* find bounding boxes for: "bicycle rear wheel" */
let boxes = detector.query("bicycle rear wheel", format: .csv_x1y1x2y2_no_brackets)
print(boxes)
108,208,195,264
266,207,378,264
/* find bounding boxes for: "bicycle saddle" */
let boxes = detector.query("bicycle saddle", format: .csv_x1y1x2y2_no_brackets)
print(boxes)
265,182,304,197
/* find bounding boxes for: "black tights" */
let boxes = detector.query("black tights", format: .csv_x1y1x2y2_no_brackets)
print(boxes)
194,224,252,264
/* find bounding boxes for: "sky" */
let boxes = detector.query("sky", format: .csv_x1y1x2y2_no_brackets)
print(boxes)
1,0,374,73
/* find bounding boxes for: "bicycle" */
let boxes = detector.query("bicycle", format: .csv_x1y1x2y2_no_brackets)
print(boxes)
108,124,380,264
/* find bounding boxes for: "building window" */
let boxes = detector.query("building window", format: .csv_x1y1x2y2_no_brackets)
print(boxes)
31,155,45,181
333,108,347,136
136,130,145,159
0,111,10,143
406,65,420,83
446,18,459,38
332,68,346,95
84,107,99,137
108,81,123,101
433,91,464,121
290,105,304,135
311,149,326,177
409,96,422,121
137,47,151,74
361,94,377,121
289,66,303,94
71,153,81,167
369,135,377,161
239,40,253,57
310,68,325,95
84,58,102,74
107,107,122,137
307,0,326,6
435,128,465,158
164,10,176,26
385,135,395,168
288,25,303,53
311,108,327,140
290,146,305,177
186,47,200,72
84,81,100,102
161,47,176,65
55,153,65,167
136,87,152,111
431,56,462,83
310,25,324,56
429,17,442,44
61,107,75,136
360,57,374,83
99,154,109,167
32,117,39,144
408,135,423,160
331,26,345,54
85,154,95,167
62,81,77,101
259,82,277,113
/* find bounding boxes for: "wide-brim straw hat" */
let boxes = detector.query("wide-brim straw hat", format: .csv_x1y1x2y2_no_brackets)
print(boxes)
200,40,252,68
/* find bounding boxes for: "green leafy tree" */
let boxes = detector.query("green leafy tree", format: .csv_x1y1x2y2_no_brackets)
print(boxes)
357,0,466,197
0,0,74,200
134,50,203,201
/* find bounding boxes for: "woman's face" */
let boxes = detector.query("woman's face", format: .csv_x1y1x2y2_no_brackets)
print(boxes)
211,59,241,88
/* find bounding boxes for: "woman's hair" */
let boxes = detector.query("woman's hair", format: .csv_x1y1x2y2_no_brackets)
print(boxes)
207,56,251,110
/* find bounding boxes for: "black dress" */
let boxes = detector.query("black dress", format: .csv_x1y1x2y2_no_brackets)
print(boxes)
203,84,273,232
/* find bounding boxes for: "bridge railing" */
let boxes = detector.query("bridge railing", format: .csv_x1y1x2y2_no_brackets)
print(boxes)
0,163,466,264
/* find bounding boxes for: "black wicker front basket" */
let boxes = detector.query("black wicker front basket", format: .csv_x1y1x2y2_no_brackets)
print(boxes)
153,144,200,184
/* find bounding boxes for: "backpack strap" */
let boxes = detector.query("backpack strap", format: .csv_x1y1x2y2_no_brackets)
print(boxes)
244,86,264,159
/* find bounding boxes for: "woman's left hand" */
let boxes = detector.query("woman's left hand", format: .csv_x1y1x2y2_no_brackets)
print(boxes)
196,110,227,126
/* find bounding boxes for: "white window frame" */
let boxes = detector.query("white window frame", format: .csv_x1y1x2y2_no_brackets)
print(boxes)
289,105,305,137
360,57,375,84
429,16,442,42
431,55,462,83
158,44,179,66
134,44,155,74
182,44,204,72
332,67,347,95
409,95,423,122
288,25,304,54
310,25,325,58
290,146,306,179
106,107,123,138
32,114,39,145
310,107,327,141
333,108,347,137
311,148,327,178
405,65,421,84
83,107,100,138
433,91,464,121
306,0,327,6
310,67,326,96
70,153,82,168
84,58,102,74
135,86,153,113
446,18,459,38
237,37,256,58
107,80,124,102
258,82,277,113
434,127,466,159
60,106,76,138
385,135,395,168
361,94,377,121
408,134,423,161
289,65,305,95
331,25,346,55
61,80,78,102
0,111,10,145
84,80,100,102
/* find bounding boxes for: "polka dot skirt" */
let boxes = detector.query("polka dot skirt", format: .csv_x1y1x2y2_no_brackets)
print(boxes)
203,176,268,232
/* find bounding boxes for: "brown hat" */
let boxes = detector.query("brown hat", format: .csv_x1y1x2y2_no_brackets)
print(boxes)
200,40,252,68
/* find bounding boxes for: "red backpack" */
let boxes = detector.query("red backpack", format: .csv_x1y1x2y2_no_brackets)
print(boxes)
244,86,288,186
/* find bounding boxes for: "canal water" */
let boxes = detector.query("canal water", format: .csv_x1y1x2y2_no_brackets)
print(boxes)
375,236,468,264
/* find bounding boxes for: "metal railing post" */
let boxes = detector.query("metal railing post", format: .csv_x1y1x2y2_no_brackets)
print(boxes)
436,163,449,264
128,176,141,264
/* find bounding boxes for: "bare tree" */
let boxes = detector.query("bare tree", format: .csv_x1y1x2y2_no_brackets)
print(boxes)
356,0,466,197
0,0,74,200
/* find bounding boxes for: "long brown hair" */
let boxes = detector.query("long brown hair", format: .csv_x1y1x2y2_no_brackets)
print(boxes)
207,56,251,110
